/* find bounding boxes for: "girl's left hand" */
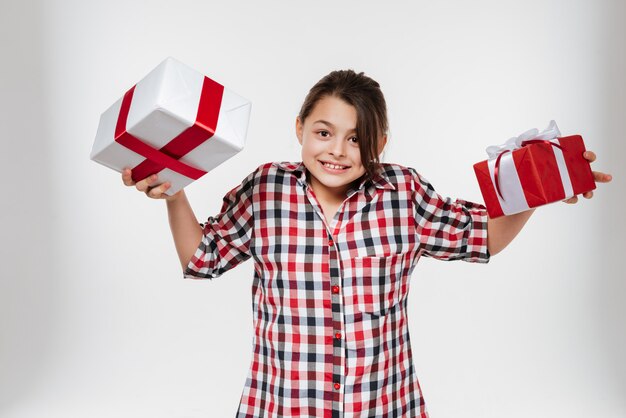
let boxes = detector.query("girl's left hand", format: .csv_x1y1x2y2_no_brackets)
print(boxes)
562,150,613,204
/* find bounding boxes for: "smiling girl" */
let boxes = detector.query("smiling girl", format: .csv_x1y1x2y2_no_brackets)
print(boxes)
122,70,611,417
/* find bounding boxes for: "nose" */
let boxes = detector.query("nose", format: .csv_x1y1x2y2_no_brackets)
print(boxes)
329,136,347,158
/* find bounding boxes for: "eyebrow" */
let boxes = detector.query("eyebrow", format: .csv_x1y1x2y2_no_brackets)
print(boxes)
312,120,357,133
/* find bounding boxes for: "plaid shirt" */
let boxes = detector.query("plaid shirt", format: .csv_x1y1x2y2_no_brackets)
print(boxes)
184,161,490,417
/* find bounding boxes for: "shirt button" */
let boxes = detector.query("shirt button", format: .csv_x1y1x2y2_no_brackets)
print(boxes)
335,332,341,339
332,285,340,294
328,239,334,247
334,382,340,390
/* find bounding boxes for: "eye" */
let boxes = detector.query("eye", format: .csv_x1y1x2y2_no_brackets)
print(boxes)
349,136,358,144
318,130,330,138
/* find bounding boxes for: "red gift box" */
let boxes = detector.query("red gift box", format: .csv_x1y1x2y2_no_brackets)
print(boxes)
474,134,596,218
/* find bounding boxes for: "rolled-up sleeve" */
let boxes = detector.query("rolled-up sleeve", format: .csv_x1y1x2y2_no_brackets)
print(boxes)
410,168,490,263
183,167,258,280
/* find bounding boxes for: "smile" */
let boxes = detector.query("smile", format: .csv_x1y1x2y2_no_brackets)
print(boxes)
319,160,350,172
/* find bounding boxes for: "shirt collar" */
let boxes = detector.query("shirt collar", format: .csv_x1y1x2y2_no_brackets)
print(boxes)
272,161,395,193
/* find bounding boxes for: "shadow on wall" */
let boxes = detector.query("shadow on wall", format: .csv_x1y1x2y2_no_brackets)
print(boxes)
595,0,626,400
0,0,57,410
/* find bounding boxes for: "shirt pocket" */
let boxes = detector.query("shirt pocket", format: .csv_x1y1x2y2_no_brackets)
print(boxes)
350,252,410,317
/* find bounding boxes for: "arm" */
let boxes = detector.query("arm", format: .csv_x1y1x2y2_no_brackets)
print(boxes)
166,191,203,270
486,208,535,256
122,167,258,278
485,150,613,256
411,168,490,263
121,169,202,271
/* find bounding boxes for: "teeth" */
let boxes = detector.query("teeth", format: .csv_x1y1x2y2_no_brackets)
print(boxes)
322,162,348,170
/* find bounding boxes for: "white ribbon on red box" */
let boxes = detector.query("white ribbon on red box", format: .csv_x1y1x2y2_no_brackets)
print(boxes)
484,120,575,215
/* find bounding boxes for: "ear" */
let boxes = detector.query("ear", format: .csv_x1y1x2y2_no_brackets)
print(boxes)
377,135,388,155
295,117,303,145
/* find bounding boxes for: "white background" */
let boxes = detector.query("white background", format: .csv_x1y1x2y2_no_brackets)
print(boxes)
1,1,625,417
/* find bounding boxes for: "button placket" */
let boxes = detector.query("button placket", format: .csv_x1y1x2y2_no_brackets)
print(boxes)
327,230,345,405
329,245,342,340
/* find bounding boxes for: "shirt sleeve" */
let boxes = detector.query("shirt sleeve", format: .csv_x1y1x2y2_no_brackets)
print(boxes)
183,167,258,280
410,168,490,263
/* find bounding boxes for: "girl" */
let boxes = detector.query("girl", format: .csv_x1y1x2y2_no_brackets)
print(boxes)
122,70,611,417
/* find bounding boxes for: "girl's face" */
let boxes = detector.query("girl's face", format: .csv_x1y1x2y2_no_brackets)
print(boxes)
296,95,385,201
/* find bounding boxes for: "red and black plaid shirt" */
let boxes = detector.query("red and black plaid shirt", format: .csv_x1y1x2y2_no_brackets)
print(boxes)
184,161,490,417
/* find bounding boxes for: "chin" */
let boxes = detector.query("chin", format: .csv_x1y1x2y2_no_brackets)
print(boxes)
319,177,352,188
318,170,363,187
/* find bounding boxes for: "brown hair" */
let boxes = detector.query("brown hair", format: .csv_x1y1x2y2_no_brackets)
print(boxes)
298,69,388,180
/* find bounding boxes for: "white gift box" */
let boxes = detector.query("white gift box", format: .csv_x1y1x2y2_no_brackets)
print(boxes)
91,57,251,195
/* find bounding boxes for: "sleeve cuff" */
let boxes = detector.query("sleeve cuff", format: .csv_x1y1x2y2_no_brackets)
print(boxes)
457,199,491,264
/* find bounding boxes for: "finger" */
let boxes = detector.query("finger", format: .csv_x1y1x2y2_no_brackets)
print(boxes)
147,182,171,199
593,171,613,182
563,196,578,204
583,151,596,162
135,174,158,192
122,168,135,186
583,191,594,199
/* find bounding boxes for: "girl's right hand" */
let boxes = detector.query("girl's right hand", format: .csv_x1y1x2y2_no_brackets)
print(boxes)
122,168,182,202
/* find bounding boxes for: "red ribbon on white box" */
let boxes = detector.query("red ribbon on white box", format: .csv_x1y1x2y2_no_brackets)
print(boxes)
114,76,224,183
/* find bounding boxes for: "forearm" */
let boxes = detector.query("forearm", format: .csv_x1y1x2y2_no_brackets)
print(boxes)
487,208,535,256
166,191,203,270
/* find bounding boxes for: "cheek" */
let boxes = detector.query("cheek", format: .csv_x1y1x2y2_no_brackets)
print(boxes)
350,148,363,165
300,145,318,163
301,137,323,156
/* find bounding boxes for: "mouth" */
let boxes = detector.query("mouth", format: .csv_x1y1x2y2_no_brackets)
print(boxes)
319,160,351,173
